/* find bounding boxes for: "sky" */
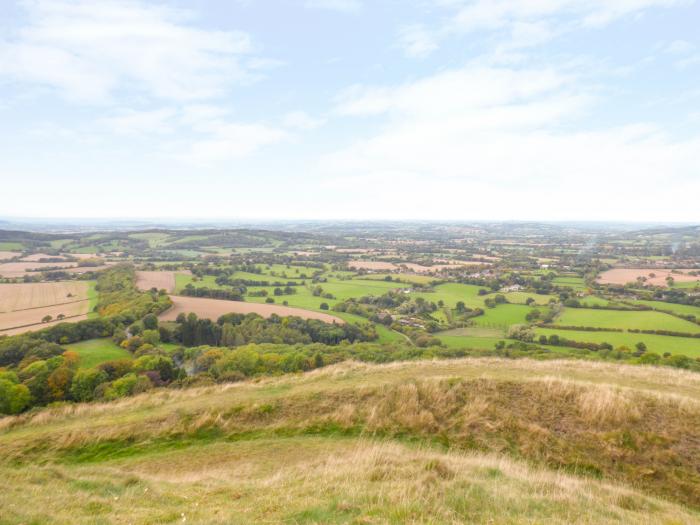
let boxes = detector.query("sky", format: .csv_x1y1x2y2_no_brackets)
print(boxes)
0,0,699,222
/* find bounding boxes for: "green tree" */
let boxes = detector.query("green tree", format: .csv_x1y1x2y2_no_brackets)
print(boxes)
0,377,31,414
70,369,108,402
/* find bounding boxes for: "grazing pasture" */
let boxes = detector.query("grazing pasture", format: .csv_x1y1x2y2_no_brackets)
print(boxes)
552,276,588,291
535,327,700,357
598,268,700,287
556,308,700,333
475,304,535,328
63,338,132,369
355,273,436,284
630,300,700,318
160,296,345,324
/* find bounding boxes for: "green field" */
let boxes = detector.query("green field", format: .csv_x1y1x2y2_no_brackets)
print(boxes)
556,308,700,333
356,273,437,285
63,339,132,369
535,327,700,357
436,326,506,349
0,241,23,250
411,283,487,309
500,291,556,305
475,304,536,328
552,276,587,291
86,281,99,318
129,232,171,247
630,300,700,318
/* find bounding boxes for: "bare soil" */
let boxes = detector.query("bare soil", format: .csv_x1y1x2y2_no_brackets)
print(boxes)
160,296,345,324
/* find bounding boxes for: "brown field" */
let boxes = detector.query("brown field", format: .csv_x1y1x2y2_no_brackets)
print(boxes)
0,282,91,335
0,282,89,312
20,253,68,262
0,261,78,278
135,270,189,293
598,268,700,287
160,296,345,324
0,262,111,279
336,248,379,254
0,251,21,261
349,260,485,273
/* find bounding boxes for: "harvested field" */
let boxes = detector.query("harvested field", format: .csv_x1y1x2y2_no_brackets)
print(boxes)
336,248,378,254
20,253,68,262
0,306,90,336
135,270,190,293
0,251,21,261
0,282,89,313
0,281,92,335
349,261,397,271
598,268,700,287
0,263,111,278
349,260,484,273
0,261,78,278
160,296,345,324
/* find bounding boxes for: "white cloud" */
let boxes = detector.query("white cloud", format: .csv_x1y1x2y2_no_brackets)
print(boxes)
422,0,688,55
185,122,288,164
321,64,700,220
282,111,326,130
304,0,362,13
397,25,439,59
0,0,259,102
100,108,177,135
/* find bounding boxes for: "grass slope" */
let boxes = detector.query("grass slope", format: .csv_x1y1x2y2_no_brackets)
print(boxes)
63,339,132,369
2,358,700,524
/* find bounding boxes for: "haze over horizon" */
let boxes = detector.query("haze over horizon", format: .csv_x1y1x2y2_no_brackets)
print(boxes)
1,0,699,221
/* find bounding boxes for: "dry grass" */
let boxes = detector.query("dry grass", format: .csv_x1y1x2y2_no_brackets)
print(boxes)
3,357,700,523
1,437,698,524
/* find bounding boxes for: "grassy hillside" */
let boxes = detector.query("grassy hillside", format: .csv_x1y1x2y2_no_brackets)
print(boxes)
2,358,700,524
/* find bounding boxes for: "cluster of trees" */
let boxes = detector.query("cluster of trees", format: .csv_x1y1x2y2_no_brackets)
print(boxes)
180,284,244,301
172,312,377,347
0,343,181,415
97,265,172,318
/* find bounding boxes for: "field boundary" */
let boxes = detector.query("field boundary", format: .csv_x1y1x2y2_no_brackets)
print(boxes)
2,297,89,314
0,312,89,334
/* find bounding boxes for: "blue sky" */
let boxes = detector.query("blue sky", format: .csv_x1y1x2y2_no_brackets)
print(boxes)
0,0,699,221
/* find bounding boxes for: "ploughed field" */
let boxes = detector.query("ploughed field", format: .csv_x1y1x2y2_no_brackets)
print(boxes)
160,295,345,324
0,281,93,335
1,359,700,524
0,262,112,278
598,268,700,287
135,270,190,293
349,260,486,273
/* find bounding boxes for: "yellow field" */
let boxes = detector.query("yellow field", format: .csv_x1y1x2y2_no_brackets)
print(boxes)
0,282,90,335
